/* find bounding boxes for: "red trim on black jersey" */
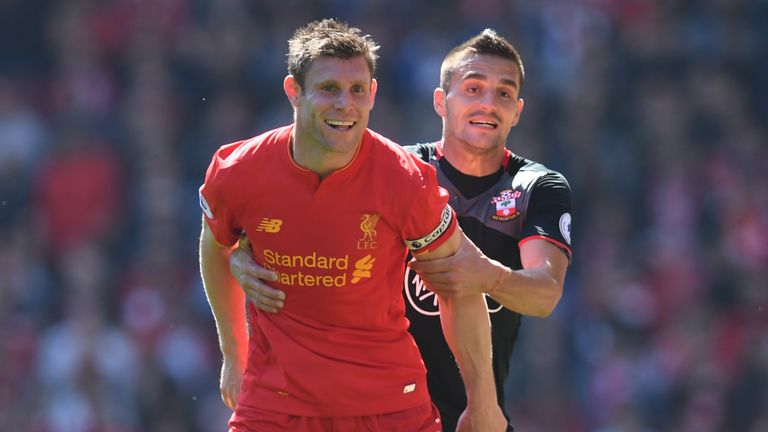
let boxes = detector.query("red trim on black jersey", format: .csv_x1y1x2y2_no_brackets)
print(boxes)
502,149,512,170
518,234,572,256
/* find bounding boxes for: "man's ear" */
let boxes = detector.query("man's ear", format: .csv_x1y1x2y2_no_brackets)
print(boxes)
369,78,378,108
284,75,301,107
433,87,447,117
510,98,525,127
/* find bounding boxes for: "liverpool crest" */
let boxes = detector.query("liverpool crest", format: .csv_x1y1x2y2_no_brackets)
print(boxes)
357,213,380,249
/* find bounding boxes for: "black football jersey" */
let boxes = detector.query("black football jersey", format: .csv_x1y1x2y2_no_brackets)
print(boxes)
403,142,573,431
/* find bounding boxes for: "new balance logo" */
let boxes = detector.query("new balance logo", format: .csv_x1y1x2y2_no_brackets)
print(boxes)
255,218,282,233
351,254,375,284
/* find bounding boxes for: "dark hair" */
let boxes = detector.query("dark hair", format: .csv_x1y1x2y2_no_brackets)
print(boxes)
286,19,380,88
440,29,525,92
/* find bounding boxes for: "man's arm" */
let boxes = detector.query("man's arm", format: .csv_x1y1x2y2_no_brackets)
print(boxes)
488,239,568,316
199,218,249,409
413,228,506,432
408,236,568,317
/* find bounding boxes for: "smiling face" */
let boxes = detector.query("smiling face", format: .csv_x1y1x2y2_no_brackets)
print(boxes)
286,55,377,162
435,53,524,155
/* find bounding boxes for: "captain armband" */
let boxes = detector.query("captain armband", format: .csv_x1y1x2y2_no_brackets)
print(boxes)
405,205,453,252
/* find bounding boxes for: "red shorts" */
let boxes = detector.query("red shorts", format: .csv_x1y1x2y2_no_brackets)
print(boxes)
228,401,442,432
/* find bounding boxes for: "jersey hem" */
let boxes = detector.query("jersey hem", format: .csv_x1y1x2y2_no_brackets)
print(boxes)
239,377,432,417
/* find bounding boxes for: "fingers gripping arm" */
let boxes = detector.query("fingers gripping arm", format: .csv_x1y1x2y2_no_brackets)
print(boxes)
229,235,284,314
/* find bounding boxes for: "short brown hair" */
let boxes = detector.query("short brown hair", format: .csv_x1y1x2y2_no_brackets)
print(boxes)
440,29,525,92
287,19,380,88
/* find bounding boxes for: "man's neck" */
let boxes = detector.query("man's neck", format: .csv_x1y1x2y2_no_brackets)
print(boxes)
291,135,360,179
441,138,506,177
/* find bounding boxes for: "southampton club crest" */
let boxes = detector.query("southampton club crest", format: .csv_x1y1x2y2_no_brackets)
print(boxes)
491,189,521,221
404,263,503,316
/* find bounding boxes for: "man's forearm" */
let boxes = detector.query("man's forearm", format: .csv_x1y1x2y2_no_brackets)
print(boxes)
413,228,499,407
199,221,249,361
487,263,561,317
488,239,568,317
438,292,497,406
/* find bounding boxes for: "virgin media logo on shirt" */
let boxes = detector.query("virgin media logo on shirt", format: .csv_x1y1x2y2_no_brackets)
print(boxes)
404,267,439,316
404,267,503,316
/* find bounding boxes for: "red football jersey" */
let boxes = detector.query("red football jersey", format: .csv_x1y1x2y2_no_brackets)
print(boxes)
200,125,457,417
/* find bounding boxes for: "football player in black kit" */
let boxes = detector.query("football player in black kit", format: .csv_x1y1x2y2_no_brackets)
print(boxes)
229,29,572,432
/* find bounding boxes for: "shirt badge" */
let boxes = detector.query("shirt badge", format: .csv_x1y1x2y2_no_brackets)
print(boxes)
357,213,380,250
491,189,521,221
199,190,214,220
559,212,572,245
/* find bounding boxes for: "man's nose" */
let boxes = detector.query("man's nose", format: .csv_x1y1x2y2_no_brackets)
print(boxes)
334,90,352,109
479,91,496,109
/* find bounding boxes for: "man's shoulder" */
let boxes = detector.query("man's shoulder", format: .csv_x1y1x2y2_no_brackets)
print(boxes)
212,125,291,169
402,142,439,163
365,130,435,177
508,154,572,195
510,154,567,179
204,125,291,190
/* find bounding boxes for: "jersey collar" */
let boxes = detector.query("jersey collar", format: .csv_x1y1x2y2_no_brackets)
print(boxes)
435,140,512,171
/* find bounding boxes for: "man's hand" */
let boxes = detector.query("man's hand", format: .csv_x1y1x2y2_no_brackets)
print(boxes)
229,236,286,313
220,355,245,410
456,403,508,432
408,233,505,298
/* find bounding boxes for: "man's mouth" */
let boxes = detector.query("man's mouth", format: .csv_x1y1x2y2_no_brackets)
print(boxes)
469,120,498,129
325,119,356,131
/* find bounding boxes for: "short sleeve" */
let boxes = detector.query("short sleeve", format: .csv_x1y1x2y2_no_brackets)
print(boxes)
520,172,573,260
199,146,242,247
401,159,458,254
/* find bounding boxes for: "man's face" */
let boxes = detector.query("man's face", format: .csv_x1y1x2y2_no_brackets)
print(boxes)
290,55,376,156
437,53,523,153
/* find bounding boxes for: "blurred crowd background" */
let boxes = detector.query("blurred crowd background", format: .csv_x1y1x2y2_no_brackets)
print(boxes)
1,0,767,431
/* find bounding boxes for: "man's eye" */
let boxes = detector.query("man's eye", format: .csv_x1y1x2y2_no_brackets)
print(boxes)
467,87,479,94
351,85,365,93
499,90,511,98
322,85,336,92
